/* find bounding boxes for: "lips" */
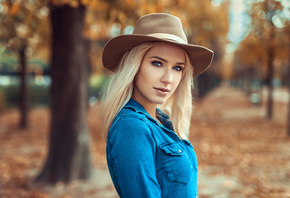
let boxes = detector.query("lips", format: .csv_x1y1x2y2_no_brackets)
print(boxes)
154,87,170,92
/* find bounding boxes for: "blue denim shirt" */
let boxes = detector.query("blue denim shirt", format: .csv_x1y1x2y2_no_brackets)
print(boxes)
106,99,198,198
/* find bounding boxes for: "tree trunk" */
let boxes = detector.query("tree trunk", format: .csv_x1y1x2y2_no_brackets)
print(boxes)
287,31,290,136
19,45,29,129
35,4,92,184
266,2,275,119
266,45,274,119
287,80,290,136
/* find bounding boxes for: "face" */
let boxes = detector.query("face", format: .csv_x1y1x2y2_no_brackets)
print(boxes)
132,42,186,109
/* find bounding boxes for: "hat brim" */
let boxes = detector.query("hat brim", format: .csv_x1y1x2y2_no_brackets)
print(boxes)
102,34,214,77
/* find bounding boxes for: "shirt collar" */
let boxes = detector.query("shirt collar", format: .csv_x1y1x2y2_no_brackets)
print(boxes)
124,98,174,131
124,98,150,116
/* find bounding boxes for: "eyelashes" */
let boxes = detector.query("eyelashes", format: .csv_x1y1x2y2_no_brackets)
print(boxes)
151,61,184,71
151,61,162,67
173,66,183,71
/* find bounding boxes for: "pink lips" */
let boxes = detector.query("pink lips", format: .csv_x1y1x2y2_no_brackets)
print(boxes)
155,87,170,92
154,87,170,96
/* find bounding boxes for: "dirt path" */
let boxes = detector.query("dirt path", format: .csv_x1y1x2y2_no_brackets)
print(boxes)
189,85,290,198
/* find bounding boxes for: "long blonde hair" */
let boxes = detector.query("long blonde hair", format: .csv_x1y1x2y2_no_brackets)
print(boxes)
102,42,194,139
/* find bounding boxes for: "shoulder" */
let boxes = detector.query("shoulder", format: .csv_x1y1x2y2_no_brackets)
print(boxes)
109,114,150,136
107,109,151,141
111,106,148,129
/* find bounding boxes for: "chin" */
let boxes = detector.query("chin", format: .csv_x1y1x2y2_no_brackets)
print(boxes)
150,98,168,105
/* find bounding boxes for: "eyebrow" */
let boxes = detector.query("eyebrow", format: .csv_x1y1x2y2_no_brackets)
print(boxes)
150,56,185,65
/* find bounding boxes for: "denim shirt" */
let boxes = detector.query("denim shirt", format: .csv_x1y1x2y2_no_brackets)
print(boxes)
106,99,198,198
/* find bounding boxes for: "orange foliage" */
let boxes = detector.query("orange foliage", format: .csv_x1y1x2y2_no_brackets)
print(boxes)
0,0,230,76
0,0,51,58
9,3,19,16
234,0,289,79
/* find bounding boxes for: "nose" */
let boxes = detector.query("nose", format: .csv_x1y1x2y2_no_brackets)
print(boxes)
160,69,173,84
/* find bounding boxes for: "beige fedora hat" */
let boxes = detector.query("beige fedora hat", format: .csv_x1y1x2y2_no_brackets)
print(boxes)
102,13,214,77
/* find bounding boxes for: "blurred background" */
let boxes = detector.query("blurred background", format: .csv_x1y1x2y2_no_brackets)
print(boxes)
0,0,289,197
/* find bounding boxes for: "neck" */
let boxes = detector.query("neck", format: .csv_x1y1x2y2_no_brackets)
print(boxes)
144,104,158,119
131,98,158,120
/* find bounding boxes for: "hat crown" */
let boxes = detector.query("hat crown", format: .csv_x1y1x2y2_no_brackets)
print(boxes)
133,13,188,44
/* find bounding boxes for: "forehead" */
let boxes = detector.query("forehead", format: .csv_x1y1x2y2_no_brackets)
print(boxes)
145,43,186,61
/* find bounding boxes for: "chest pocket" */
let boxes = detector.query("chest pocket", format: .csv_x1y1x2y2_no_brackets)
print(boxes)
160,142,194,184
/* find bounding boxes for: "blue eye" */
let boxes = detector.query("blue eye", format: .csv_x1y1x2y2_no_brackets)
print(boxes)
151,61,162,67
173,66,183,71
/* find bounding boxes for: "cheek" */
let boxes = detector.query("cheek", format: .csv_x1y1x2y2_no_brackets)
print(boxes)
135,69,151,89
138,64,159,84
173,73,182,87
134,73,143,90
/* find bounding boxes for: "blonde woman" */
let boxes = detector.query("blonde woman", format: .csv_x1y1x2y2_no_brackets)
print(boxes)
102,13,213,198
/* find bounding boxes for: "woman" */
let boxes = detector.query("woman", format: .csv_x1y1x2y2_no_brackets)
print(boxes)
102,13,213,198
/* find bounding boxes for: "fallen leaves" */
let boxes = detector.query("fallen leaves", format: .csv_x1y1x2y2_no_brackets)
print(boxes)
189,86,290,197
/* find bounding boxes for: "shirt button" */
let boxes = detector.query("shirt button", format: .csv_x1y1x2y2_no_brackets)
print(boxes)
178,149,182,153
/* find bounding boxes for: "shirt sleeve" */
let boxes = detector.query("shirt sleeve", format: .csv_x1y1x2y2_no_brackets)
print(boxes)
107,117,161,198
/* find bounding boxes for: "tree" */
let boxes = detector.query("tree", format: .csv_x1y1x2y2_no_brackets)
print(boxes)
234,0,288,119
35,3,92,183
1,0,93,184
0,1,30,128
264,0,278,119
286,21,290,136
0,0,50,128
18,41,29,128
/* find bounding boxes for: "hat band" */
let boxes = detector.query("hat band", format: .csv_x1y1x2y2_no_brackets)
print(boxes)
147,33,187,44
